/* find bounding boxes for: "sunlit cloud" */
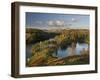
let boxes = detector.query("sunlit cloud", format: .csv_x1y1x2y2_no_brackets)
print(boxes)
47,20,65,27
47,20,54,26
55,20,65,26
71,18,77,22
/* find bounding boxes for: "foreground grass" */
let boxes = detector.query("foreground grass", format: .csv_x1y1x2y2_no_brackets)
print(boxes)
26,46,89,67
26,51,89,67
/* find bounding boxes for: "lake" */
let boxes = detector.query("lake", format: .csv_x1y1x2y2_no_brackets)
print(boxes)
52,42,89,58
26,42,89,60
26,44,33,60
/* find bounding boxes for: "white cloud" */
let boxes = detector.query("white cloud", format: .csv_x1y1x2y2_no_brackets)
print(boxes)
55,20,64,26
47,20,54,26
71,18,78,22
71,18,75,21
35,21,43,24
47,20,65,27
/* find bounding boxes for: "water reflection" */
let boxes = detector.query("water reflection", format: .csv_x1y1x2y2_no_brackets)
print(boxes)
53,42,89,58
26,44,33,59
26,42,89,61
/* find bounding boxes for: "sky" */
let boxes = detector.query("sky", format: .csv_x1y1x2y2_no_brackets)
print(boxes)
26,12,90,30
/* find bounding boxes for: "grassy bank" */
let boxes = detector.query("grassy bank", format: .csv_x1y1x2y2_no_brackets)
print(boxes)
27,52,89,67
26,28,89,67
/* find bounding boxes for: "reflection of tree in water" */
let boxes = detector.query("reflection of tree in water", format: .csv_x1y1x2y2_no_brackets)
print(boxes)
68,42,77,56
52,42,89,58
68,42,89,56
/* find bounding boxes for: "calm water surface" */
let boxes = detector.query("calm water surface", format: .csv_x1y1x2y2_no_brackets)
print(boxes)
26,43,89,60
52,43,89,58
